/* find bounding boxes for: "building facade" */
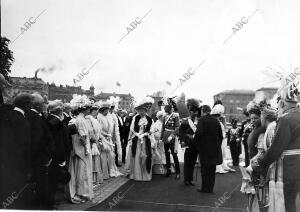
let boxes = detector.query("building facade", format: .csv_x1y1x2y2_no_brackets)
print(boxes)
48,83,94,102
4,76,94,103
213,89,255,122
255,87,278,104
4,77,49,103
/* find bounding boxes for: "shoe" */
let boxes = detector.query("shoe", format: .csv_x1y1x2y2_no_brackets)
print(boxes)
188,181,195,186
184,180,189,186
197,188,211,193
216,169,228,174
164,170,171,177
175,174,180,180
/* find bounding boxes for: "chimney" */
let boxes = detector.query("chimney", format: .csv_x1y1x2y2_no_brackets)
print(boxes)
34,69,39,79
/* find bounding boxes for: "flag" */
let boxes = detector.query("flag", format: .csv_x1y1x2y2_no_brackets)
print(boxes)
116,81,121,87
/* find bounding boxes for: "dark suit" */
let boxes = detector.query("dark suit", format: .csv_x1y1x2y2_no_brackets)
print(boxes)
0,107,33,209
62,113,73,165
179,118,198,182
46,114,67,209
194,114,223,192
122,116,132,163
26,109,55,209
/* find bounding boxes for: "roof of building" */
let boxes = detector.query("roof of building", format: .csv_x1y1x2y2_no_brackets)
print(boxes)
94,92,133,99
256,87,278,92
215,89,255,96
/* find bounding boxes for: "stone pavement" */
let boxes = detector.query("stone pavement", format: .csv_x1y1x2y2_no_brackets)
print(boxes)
57,167,129,211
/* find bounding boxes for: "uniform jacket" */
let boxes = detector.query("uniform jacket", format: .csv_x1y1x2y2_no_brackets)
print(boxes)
161,112,180,142
258,108,300,182
178,117,197,148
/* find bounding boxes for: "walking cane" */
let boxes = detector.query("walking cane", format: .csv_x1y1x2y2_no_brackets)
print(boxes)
195,155,199,182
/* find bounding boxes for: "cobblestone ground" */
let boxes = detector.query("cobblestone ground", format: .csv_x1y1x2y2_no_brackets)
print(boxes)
57,166,129,211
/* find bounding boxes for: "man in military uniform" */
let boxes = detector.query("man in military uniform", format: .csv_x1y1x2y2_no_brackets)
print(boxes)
161,103,180,179
253,81,300,212
179,99,200,185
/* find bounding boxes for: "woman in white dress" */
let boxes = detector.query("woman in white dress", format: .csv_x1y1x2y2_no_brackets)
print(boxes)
68,97,93,204
127,97,155,181
85,104,103,185
211,104,235,174
152,111,166,174
97,101,122,178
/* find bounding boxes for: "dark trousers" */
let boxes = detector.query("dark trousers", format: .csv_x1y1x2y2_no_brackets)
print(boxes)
47,164,59,210
184,146,198,181
200,164,216,192
114,146,120,165
122,138,128,163
284,180,300,212
229,142,240,166
242,139,250,167
32,165,49,210
164,142,180,174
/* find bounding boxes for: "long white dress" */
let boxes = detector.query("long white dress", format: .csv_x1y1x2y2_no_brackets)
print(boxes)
152,119,166,174
216,122,235,173
85,115,103,185
127,115,155,181
97,113,122,178
108,112,122,162
68,114,93,202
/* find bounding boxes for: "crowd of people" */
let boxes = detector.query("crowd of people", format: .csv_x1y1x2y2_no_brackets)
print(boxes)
1,76,300,212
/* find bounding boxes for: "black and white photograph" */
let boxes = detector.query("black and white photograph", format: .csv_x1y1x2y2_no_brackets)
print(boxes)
1,0,300,211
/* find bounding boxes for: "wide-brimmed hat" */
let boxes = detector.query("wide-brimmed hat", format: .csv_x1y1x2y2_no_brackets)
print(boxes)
134,96,154,110
211,104,225,115
70,94,92,110
96,101,111,110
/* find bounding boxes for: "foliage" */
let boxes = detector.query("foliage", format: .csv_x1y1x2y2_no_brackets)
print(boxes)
0,36,14,80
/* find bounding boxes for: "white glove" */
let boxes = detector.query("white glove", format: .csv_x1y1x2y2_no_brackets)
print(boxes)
167,135,173,142
246,165,253,174
91,143,100,156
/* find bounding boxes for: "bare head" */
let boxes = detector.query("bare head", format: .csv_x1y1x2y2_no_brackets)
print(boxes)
13,93,33,112
32,92,45,113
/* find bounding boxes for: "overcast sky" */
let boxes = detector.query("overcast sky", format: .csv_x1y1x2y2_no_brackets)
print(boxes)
3,0,300,105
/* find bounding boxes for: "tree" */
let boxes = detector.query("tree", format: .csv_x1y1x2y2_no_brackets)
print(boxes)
176,92,189,118
0,36,14,80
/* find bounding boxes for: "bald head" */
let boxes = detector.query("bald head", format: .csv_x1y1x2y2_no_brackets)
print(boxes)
13,93,33,112
31,93,44,113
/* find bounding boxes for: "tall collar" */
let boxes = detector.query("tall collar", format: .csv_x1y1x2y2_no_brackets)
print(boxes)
14,107,25,117
50,113,61,121
63,112,70,117
31,108,42,116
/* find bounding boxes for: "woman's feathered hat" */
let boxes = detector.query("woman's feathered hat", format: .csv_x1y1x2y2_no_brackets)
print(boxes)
262,66,300,103
95,100,111,110
211,104,225,115
134,96,154,110
108,96,121,109
69,94,92,110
